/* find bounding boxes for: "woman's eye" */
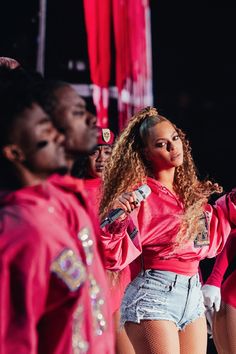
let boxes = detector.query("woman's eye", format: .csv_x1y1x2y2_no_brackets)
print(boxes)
73,110,85,116
173,135,179,141
156,142,166,148
105,151,111,156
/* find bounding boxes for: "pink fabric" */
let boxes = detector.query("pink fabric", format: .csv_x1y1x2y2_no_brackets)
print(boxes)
0,175,114,354
83,0,111,127
206,223,236,307
205,230,236,288
112,0,152,130
221,270,236,307
83,177,139,314
83,0,152,130
83,178,102,215
101,177,235,276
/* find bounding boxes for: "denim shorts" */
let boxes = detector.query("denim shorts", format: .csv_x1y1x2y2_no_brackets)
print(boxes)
120,269,205,330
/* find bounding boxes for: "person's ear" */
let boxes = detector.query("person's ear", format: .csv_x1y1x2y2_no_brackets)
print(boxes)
2,144,25,162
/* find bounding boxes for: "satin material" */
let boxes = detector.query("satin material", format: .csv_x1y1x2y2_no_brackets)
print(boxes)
101,177,235,276
0,174,114,354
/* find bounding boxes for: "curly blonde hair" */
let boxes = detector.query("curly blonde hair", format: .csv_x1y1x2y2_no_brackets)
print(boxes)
99,107,222,245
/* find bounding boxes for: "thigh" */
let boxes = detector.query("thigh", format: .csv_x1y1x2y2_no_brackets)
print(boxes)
225,303,236,354
179,316,207,354
125,320,180,354
213,302,230,354
113,310,135,354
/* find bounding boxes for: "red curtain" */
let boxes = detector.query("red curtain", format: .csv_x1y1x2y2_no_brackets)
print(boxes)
83,0,111,127
83,0,153,130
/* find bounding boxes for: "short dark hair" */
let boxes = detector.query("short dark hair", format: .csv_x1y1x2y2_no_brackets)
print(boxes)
0,83,42,149
0,65,45,147
36,80,70,118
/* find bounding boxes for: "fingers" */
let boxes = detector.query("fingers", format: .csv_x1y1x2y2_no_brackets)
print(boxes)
214,298,221,312
202,285,221,311
204,297,213,309
115,192,140,213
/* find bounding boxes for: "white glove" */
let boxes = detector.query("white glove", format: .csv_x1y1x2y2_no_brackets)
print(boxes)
202,284,221,311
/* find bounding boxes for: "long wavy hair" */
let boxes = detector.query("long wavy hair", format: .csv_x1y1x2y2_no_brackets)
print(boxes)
99,107,222,245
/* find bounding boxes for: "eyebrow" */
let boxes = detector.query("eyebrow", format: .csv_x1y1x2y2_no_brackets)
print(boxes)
37,116,52,125
75,102,86,109
153,130,177,142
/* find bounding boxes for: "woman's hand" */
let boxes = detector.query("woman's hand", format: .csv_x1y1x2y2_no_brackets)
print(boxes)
113,191,141,215
202,284,221,312
202,284,221,337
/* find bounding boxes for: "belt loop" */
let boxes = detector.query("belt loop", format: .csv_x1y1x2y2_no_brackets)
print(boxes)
196,273,199,285
188,276,191,289
140,255,145,276
173,274,178,287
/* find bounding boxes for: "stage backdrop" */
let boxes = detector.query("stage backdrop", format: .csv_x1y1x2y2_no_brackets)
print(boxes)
83,0,153,130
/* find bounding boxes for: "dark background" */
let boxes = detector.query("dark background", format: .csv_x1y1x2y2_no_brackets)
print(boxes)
1,2,236,353
1,2,236,192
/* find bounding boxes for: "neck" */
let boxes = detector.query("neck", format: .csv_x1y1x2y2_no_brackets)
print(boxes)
0,161,46,190
13,164,47,188
66,154,75,174
152,168,175,190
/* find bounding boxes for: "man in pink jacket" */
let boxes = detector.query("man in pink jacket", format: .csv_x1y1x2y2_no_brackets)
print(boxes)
0,78,114,354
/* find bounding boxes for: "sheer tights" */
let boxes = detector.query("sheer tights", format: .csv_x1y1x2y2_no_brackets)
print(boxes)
125,317,207,354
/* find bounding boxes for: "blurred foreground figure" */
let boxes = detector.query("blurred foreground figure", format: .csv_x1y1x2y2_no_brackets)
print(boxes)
72,127,135,353
0,81,114,353
37,80,97,173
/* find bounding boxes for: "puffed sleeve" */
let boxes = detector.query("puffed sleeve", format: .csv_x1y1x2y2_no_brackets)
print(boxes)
100,211,142,271
0,214,50,354
206,230,236,286
215,190,236,225
206,191,236,258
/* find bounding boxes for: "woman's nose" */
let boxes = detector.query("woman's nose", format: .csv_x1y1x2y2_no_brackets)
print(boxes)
96,151,104,161
167,142,176,152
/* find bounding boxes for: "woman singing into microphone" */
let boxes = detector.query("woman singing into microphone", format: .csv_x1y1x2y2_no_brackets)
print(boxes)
99,107,236,354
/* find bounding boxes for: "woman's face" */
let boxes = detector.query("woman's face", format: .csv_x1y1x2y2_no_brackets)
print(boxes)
88,145,112,178
144,121,183,171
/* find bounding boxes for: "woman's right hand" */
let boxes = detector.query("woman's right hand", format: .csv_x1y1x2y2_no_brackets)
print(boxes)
113,191,141,215
202,284,221,337
202,284,221,311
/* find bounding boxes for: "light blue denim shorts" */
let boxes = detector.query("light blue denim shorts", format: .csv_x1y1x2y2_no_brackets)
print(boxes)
120,269,205,331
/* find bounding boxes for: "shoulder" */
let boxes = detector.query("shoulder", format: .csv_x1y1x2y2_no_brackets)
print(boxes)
0,203,46,242
0,190,62,254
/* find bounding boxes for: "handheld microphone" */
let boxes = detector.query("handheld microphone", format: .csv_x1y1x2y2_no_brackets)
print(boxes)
100,184,151,228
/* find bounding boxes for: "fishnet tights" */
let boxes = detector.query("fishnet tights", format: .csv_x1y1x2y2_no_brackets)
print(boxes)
125,317,207,354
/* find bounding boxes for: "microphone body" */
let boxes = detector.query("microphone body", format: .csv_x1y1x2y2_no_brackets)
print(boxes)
100,184,151,228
